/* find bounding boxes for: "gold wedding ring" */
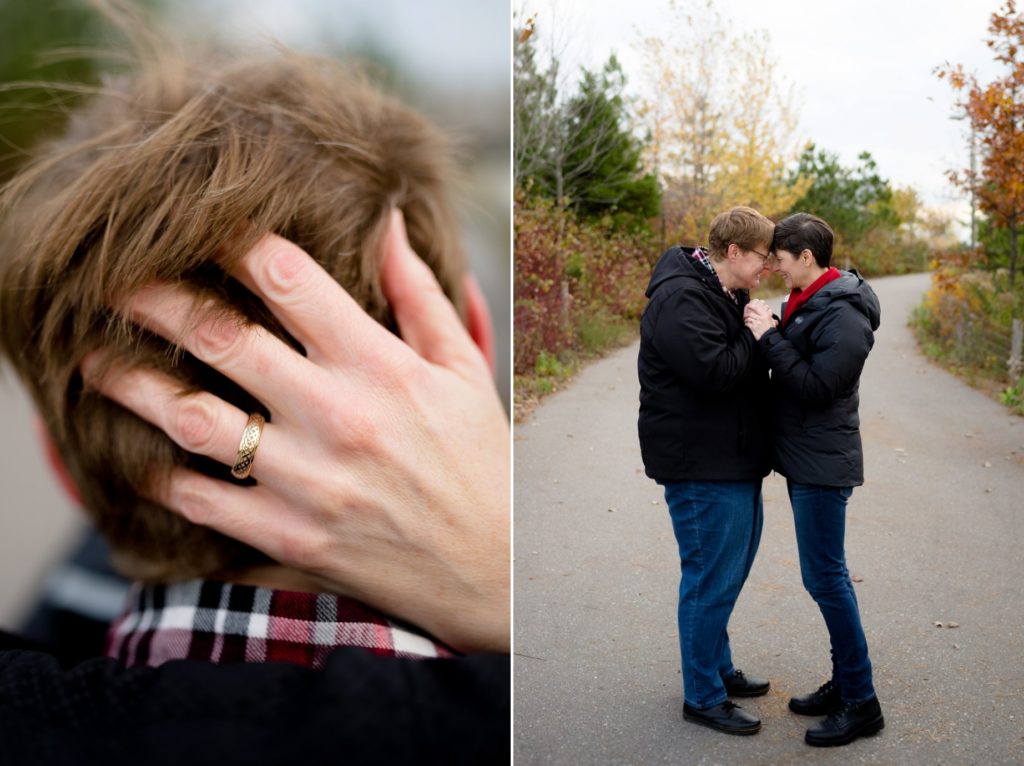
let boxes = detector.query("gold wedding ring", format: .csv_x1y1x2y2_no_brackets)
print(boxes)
231,412,265,480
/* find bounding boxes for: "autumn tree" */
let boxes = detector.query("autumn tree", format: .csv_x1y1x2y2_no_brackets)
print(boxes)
635,5,729,245
636,1,808,247
711,30,811,218
937,0,1024,286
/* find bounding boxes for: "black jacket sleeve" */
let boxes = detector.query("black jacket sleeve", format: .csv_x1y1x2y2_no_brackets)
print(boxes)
652,288,755,393
0,632,509,766
758,303,873,404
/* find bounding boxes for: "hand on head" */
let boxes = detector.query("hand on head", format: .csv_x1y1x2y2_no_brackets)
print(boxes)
83,210,510,654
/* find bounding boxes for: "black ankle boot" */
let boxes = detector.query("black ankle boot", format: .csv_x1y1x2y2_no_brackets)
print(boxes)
805,696,884,747
723,669,770,698
683,701,761,735
789,679,841,716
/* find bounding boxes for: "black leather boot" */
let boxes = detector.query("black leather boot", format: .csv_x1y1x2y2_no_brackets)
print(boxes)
723,669,770,698
789,679,841,716
683,701,761,735
805,696,884,747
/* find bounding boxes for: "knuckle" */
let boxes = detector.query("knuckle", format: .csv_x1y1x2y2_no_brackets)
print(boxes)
304,378,377,454
361,344,423,393
170,473,213,525
277,526,326,567
275,530,305,564
356,343,393,379
262,239,312,299
388,349,426,389
457,353,492,388
193,315,244,361
173,396,220,453
302,527,332,567
303,381,342,430
324,400,378,455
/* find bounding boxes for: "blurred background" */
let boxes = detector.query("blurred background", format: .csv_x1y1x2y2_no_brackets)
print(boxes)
0,0,509,632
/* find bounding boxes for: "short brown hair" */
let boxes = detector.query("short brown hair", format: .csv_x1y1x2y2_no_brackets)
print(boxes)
706,206,774,261
0,43,465,580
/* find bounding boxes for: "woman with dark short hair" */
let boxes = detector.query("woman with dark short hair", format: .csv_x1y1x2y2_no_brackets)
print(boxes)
744,212,884,747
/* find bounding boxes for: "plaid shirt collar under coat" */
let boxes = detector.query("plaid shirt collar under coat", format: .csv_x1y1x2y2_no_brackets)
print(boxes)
106,579,453,668
691,247,738,304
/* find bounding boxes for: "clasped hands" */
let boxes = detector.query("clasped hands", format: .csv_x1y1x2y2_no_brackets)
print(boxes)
743,299,777,340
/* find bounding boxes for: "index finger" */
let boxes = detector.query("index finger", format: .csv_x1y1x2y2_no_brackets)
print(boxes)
229,234,399,367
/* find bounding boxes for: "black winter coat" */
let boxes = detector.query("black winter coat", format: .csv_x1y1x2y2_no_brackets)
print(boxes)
757,270,881,487
0,631,509,765
638,246,771,482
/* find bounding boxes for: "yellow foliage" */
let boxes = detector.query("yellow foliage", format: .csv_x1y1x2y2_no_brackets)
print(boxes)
635,3,807,241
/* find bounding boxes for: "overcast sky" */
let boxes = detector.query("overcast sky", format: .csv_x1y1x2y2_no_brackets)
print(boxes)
520,0,1005,227
173,0,509,89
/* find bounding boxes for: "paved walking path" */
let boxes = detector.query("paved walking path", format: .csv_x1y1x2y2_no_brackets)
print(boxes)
514,272,1024,764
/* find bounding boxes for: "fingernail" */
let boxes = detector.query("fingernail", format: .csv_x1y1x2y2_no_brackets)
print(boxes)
389,208,411,255
390,207,406,235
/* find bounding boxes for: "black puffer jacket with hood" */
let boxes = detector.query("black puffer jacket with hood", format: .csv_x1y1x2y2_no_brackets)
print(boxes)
757,270,881,487
637,246,771,482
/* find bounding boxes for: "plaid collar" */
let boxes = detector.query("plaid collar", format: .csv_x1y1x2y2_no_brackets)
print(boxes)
105,579,453,668
691,247,737,304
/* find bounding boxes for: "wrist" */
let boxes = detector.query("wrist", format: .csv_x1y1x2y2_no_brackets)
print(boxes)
420,575,511,654
758,326,779,346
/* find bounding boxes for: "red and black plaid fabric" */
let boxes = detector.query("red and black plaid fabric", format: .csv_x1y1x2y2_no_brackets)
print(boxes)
106,579,453,668
691,247,738,304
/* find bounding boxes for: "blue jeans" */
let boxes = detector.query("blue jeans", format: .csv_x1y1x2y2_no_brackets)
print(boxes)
661,480,763,709
788,481,875,704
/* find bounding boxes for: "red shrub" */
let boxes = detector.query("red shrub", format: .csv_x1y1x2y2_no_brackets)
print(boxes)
515,194,656,373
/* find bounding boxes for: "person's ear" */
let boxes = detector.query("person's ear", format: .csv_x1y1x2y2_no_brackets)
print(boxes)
726,243,741,260
462,272,496,376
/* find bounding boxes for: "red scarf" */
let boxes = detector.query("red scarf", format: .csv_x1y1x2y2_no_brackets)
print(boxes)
781,267,841,327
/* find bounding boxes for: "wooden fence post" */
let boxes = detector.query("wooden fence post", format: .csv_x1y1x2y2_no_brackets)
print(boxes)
955,303,967,348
